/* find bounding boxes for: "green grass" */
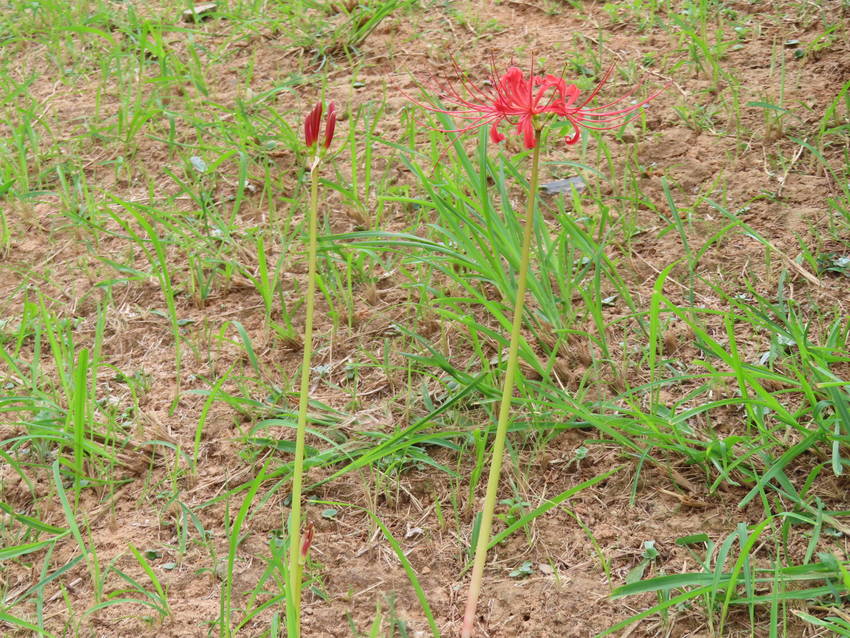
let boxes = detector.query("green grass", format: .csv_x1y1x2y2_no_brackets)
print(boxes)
1,0,849,636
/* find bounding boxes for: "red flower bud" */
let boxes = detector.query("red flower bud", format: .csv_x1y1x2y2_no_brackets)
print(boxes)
324,102,337,149
299,521,315,564
304,102,322,148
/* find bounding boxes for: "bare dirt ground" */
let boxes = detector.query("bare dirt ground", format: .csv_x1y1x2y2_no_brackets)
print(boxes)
2,0,850,636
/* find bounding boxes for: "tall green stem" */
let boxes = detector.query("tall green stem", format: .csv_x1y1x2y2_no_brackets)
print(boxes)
461,141,541,637
288,160,320,636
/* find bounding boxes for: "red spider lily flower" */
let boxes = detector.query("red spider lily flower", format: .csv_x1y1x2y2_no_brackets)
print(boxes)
411,61,661,149
324,102,337,149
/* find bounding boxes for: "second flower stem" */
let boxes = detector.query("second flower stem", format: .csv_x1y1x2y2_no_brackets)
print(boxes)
288,160,321,637
461,141,542,638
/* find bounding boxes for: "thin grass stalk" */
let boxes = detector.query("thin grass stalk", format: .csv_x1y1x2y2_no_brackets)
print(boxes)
287,159,321,636
461,139,541,637
71,348,88,510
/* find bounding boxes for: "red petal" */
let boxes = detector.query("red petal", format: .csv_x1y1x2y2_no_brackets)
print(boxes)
489,122,506,144
518,116,536,149
304,102,322,147
324,101,337,149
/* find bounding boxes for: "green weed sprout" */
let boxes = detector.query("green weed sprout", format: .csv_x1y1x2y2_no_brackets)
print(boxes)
410,61,661,637
287,99,337,637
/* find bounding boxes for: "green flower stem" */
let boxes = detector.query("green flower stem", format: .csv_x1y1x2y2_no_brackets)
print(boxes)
288,158,321,636
461,141,542,638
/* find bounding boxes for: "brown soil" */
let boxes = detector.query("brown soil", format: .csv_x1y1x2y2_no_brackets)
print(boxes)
1,0,849,637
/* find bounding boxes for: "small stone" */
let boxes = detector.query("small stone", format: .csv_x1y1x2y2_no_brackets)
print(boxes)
182,3,217,22
539,176,586,195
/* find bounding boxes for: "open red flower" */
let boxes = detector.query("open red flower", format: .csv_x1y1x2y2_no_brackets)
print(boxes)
412,62,660,149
